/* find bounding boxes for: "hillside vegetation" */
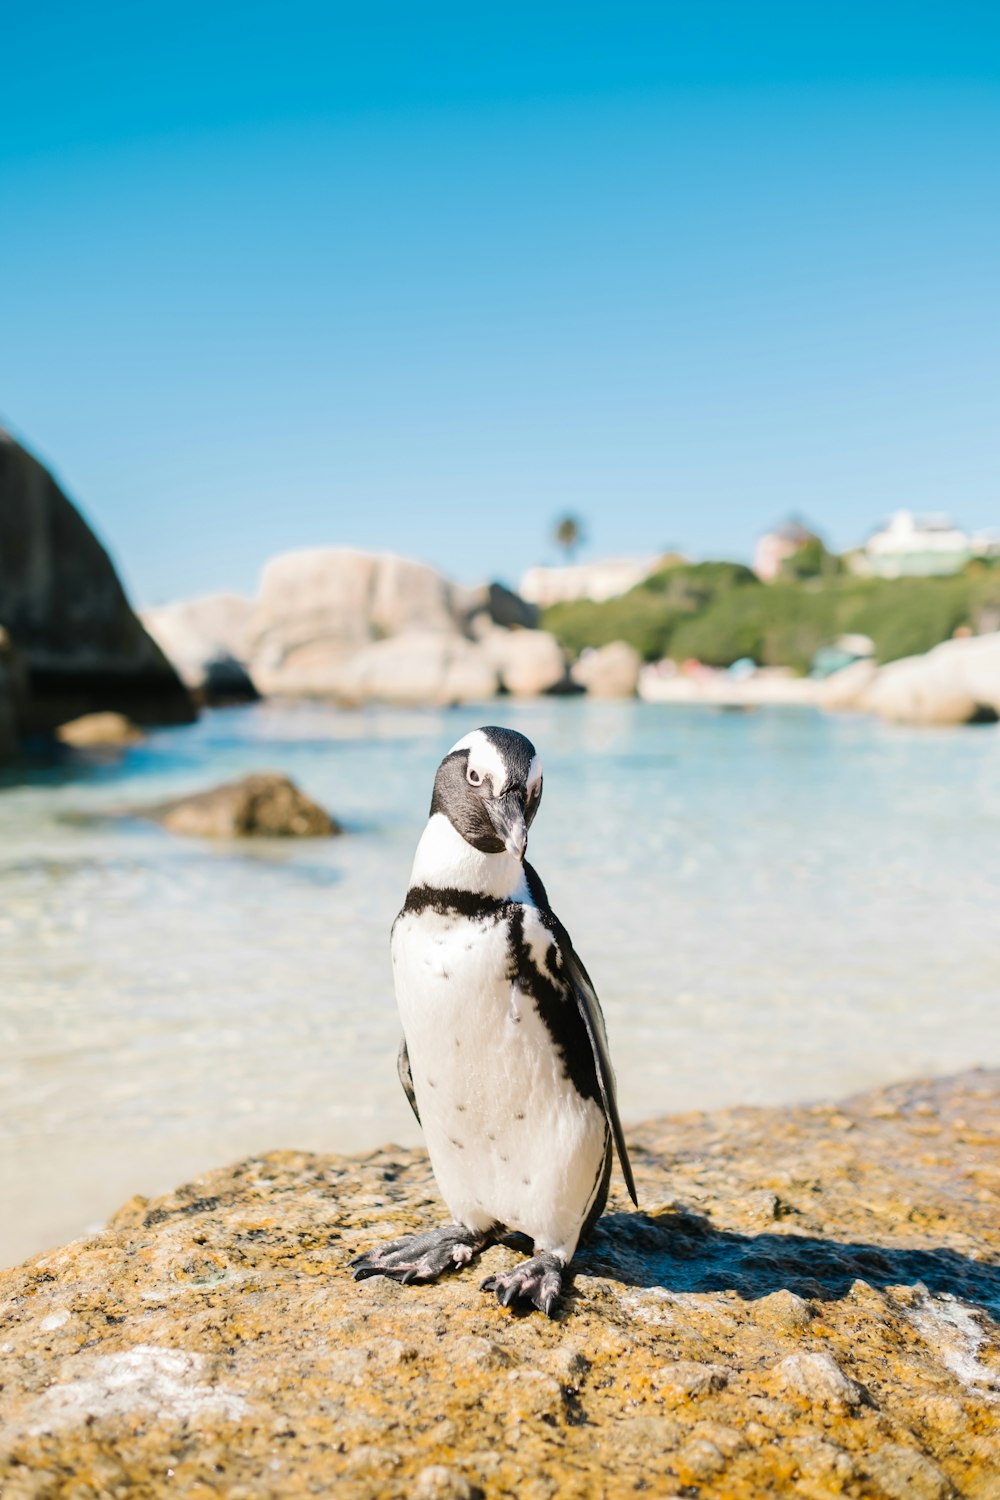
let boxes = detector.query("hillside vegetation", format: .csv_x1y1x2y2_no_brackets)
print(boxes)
542,560,1000,672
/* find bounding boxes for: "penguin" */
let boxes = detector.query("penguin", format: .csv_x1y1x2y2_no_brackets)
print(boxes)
351,725,637,1316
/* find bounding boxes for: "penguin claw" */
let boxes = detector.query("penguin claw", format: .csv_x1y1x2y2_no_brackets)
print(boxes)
350,1225,489,1285
480,1252,565,1318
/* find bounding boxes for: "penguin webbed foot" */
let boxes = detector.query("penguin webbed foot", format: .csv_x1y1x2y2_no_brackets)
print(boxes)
481,1251,564,1318
351,1224,488,1285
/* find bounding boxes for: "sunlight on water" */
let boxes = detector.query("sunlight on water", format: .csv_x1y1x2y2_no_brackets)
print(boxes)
2,699,999,1265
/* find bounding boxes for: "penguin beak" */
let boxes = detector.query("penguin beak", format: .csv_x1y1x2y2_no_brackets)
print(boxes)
490,791,528,861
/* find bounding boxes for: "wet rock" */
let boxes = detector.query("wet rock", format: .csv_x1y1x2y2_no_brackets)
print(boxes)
56,711,143,747
148,772,340,838
571,640,641,698
0,1071,997,1498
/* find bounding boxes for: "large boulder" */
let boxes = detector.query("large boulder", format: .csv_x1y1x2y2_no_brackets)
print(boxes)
141,594,258,705
0,627,24,761
0,431,194,736
247,549,467,694
571,640,641,698
863,641,999,727
333,634,499,707
147,773,339,838
481,628,569,696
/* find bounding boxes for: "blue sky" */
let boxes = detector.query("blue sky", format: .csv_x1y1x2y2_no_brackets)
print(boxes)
2,2,998,604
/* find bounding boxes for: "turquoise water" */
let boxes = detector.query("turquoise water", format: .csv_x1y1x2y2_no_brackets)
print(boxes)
2,700,999,1267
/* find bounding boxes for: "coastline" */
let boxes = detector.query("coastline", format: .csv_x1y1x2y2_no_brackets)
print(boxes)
2,1069,997,1497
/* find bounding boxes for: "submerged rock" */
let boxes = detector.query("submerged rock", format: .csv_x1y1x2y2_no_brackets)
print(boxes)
0,1071,997,1497
148,772,340,838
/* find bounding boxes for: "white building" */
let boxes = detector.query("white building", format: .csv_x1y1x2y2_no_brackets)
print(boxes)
860,510,972,578
519,558,657,608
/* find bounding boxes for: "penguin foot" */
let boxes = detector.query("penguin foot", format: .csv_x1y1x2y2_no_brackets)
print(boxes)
480,1252,564,1318
351,1224,489,1285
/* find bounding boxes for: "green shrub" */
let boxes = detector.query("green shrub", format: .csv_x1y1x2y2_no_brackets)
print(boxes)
542,561,998,671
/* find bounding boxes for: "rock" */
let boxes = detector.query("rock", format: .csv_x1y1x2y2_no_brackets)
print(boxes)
862,652,995,727
148,773,340,838
819,657,878,711
0,430,194,735
486,582,539,632
333,634,498,707
654,1361,729,1404
0,625,24,761
481,627,569,696
571,640,641,698
864,1444,952,1500
1,1070,998,1498
769,1351,867,1409
247,549,469,694
56,711,143,747
141,594,258,704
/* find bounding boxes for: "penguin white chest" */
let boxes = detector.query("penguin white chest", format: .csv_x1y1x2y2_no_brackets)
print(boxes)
391,905,607,1260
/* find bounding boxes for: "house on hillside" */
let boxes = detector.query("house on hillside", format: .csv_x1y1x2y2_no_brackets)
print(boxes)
753,520,816,582
856,510,972,578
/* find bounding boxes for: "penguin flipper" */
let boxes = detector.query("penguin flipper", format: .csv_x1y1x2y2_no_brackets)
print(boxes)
523,861,638,1209
561,944,638,1208
397,1036,421,1125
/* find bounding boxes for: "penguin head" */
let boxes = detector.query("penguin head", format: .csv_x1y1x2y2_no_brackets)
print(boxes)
430,726,543,861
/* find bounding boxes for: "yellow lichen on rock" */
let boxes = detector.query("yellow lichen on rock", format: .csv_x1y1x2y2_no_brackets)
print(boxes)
0,1072,998,1498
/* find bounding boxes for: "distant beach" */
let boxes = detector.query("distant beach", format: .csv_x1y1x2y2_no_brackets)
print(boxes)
2,697,999,1268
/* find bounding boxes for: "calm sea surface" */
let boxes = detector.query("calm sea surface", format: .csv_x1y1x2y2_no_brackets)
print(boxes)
2,699,998,1267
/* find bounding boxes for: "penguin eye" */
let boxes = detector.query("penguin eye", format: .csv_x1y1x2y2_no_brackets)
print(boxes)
467,766,483,787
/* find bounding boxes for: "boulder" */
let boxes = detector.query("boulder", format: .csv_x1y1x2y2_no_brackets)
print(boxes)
0,626,23,761
818,658,878,712
0,430,194,734
141,594,257,704
927,631,1000,712
862,650,998,727
247,549,466,694
481,628,569,696
148,773,339,838
333,635,498,707
1,1070,997,1497
571,641,641,698
56,712,143,748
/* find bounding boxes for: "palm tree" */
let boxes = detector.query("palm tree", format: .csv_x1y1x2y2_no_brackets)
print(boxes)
553,514,585,563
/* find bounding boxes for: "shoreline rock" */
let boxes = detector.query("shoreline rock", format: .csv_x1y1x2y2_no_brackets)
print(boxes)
0,430,194,754
144,772,340,838
1,1070,997,1497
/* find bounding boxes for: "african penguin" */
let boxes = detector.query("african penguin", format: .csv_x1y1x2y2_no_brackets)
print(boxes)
351,725,637,1317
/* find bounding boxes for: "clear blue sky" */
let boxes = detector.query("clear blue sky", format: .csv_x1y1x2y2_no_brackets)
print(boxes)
2,2,998,604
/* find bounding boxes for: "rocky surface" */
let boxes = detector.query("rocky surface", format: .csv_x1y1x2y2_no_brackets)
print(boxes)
146,772,340,838
1,1071,997,1498
0,430,194,743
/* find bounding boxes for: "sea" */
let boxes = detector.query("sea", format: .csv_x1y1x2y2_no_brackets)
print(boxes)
2,698,998,1268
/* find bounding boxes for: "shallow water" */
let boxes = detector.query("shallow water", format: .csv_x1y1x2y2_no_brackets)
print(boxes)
2,699,998,1267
